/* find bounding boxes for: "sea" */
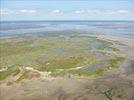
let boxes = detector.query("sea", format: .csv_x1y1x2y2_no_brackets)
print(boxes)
0,20,134,38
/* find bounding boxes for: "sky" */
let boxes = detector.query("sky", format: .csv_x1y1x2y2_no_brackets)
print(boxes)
0,0,134,21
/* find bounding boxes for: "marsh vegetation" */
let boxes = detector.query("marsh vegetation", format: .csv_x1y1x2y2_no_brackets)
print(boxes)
0,35,125,81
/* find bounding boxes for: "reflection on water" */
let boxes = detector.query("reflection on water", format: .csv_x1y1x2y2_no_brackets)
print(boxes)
0,21,134,38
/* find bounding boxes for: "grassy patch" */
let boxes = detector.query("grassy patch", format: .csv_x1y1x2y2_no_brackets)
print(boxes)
61,56,125,77
0,66,20,80
0,36,124,79
66,67,105,77
107,56,125,69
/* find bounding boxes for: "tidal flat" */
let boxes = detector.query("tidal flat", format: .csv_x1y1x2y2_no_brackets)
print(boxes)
0,21,134,100
0,35,125,79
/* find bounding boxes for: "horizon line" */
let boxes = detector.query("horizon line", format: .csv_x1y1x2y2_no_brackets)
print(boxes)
1,20,134,22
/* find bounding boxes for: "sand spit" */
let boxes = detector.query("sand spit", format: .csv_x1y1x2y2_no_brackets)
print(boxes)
25,67,53,80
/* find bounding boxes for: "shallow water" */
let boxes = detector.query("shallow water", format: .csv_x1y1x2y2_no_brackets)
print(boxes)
0,21,134,38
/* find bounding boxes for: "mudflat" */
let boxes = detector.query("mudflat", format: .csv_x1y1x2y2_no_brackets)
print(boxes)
0,21,134,100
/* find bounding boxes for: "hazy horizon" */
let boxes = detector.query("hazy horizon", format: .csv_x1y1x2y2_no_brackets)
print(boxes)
1,0,134,21
1,20,134,22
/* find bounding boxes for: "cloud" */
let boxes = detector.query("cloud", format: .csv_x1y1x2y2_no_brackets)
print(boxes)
118,10,129,13
0,8,37,15
19,9,37,13
52,10,62,14
87,10,97,13
86,9,131,15
1,8,132,18
74,10,84,14
74,10,102,14
0,9,12,15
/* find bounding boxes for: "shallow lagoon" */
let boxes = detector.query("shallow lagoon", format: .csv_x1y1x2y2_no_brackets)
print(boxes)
1,21,134,37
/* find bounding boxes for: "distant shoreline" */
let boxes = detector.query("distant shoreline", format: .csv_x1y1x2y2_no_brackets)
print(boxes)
1,20,134,23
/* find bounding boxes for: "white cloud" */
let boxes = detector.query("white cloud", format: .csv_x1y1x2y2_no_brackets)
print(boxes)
1,8,132,18
19,9,37,13
52,10,62,14
0,9,12,15
1,9,37,16
118,10,129,13
74,10,103,14
87,10,98,13
74,10,85,14
86,9,131,15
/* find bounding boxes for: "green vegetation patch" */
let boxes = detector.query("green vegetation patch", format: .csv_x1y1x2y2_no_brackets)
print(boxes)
61,56,125,77
0,36,124,79
107,56,125,69
0,66,20,80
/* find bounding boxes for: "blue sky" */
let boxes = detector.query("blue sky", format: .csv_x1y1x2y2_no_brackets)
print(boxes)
1,0,134,20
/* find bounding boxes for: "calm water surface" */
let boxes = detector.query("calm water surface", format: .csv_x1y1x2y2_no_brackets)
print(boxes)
0,21,134,38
